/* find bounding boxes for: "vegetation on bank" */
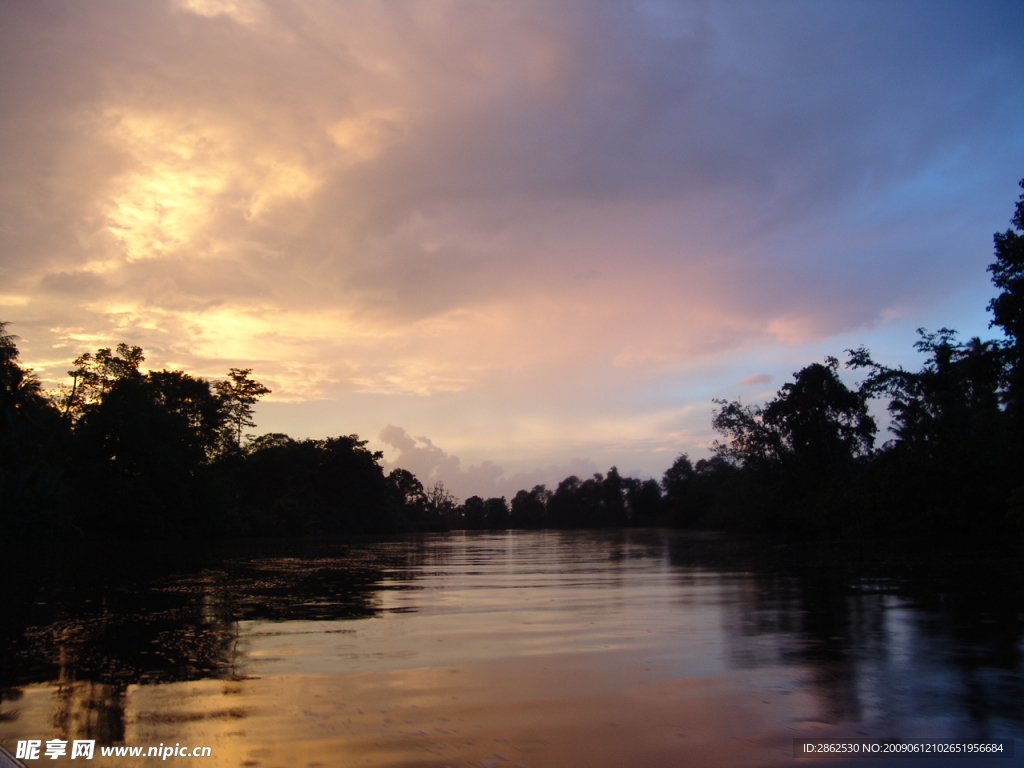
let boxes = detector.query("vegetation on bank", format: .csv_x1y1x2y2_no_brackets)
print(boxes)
2,180,1022,541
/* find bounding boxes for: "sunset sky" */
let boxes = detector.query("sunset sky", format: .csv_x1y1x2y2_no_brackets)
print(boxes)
2,0,1023,499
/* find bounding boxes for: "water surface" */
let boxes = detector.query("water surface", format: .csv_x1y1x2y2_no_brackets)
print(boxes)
2,530,1023,766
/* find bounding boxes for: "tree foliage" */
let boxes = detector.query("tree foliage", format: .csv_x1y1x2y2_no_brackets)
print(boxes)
215,368,272,451
989,179,1024,350
0,323,70,536
988,178,1024,441
58,343,145,419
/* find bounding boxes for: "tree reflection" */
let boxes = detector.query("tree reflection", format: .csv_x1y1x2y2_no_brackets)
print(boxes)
0,538,423,743
52,681,125,746
671,537,1024,738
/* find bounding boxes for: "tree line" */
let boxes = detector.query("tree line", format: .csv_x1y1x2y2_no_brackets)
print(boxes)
0,334,440,538
2,179,1022,541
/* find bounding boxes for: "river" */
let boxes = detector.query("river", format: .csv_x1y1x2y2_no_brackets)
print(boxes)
1,530,1022,766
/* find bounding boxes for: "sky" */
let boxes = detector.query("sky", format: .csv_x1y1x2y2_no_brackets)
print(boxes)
2,0,1023,500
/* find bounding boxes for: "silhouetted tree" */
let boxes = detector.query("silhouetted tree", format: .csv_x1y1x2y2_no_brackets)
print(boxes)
662,454,695,525
547,475,592,528
453,495,509,529
849,329,1011,537
424,480,458,531
541,469,638,529
2,336,424,539
624,477,663,526
988,178,1024,422
70,368,227,535
484,496,510,529
851,331,1003,450
237,434,402,535
986,178,1024,532
461,495,487,529
710,400,783,470
703,359,876,534
386,467,430,528
214,368,271,452
58,343,144,420
0,323,45,411
714,359,874,474
0,323,69,535
599,467,629,527
510,485,548,529
763,357,875,472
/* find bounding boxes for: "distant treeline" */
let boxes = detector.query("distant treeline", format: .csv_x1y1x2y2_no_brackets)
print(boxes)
2,179,1022,541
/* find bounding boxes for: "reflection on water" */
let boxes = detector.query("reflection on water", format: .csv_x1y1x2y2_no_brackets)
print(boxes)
1,531,1023,766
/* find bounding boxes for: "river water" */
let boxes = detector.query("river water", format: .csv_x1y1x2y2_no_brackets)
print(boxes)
1,530,1023,767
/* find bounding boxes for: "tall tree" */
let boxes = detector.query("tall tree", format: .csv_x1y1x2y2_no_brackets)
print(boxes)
710,400,783,470
850,330,1004,453
625,477,663,527
988,177,1024,431
70,368,227,535
59,344,145,420
0,322,46,414
423,480,458,530
0,323,69,535
510,485,548,529
762,358,876,472
849,329,1010,537
706,359,875,534
662,454,696,525
235,434,400,535
214,368,271,451
713,359,874,473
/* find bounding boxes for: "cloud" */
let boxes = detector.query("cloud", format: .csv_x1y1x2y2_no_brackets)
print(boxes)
379,424,606,501
38,271,108,297
378,424,510,500
737,374,773,387
1,0,1022,476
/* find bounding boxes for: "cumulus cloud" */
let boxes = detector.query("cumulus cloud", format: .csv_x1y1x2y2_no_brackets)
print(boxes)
1,0,1022,475
379,424,607,501
382,425,502,497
